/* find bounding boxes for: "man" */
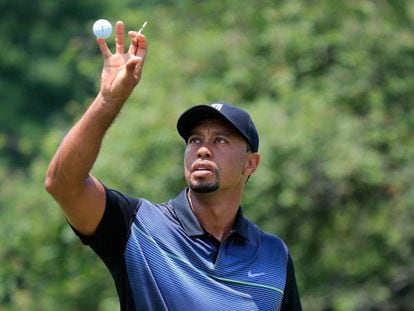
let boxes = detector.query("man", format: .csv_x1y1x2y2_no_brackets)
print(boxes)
45,20,302,310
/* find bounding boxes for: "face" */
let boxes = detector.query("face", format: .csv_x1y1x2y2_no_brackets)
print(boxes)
184,119,259,193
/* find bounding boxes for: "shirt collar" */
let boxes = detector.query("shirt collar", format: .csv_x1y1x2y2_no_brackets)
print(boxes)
171,188,251,241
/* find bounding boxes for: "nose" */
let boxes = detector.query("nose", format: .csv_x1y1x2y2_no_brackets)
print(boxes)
197,144,212,158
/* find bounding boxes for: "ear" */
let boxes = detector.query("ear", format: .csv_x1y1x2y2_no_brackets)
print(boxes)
244,153,260,176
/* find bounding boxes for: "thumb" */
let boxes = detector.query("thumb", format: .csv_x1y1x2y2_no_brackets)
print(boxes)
125,56,143,74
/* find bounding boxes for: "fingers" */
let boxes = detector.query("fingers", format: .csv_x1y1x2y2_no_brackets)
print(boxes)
127,31,138,55
96,38,112,58
115,21,125,54
127,56,143,73
97,20,148,57
96,20,148,71
127,31,148,58
96,21,124,57
135,34,148,60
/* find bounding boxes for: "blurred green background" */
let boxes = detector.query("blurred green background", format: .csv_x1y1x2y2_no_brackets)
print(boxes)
1,0,413,310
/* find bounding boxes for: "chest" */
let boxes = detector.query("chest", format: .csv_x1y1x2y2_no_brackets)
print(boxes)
124,212,287,311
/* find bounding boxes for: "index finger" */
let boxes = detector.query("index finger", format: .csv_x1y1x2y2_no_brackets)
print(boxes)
96,38,112,58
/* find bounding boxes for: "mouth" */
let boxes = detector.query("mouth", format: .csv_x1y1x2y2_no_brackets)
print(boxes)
191,161,216,176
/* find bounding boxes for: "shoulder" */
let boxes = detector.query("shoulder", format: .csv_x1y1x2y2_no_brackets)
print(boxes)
105,187,174,220
245,218,289,255
133,196,175,220
130,197,181,236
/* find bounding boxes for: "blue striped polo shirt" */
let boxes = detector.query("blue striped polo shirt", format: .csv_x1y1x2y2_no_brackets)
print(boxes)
75,187,297,310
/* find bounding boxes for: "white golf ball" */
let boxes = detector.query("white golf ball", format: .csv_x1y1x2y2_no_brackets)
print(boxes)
93,19,112,38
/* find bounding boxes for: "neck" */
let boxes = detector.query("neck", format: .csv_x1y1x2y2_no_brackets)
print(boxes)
187,188,242,241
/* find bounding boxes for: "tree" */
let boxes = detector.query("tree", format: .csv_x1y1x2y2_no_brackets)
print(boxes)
0,0,116,167
1,0,413,309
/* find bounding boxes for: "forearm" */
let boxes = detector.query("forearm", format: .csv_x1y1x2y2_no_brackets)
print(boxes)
44,20,147,234
45,93,123,197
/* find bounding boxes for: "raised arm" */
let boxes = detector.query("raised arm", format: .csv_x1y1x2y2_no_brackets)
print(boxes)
44,21,148,235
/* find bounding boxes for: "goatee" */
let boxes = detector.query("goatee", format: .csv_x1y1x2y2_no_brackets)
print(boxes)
190,182,219,193
188,167,220,193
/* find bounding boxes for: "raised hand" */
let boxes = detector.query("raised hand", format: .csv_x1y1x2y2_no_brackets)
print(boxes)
96,20,148,105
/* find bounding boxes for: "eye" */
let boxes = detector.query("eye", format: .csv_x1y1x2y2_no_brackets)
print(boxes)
188,136,202,144
214,136,228,144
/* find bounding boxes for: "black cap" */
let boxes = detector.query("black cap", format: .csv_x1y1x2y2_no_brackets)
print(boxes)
177,102,259,152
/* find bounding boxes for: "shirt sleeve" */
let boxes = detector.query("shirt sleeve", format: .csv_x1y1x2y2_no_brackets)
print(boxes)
71,186,141,268
281,253,302,310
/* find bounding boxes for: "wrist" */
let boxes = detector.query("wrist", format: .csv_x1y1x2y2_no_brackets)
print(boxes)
96,90,124,107
93,92,125,118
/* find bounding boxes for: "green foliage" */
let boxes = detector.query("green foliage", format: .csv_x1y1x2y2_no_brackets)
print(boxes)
1,0,414,309
0,0,118,167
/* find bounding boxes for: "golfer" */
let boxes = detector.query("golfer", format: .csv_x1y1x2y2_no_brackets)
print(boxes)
45,20,302,310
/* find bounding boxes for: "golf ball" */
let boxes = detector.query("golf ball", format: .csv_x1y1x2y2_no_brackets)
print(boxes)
93,19,112,38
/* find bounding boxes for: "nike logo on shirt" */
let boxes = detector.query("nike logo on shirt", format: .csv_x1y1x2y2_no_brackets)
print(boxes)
248,270,266,278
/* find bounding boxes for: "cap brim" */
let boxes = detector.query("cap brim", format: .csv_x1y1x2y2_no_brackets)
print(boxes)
177,105,231,141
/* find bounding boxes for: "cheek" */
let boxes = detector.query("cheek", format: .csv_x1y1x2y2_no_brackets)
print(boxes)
183,148,193,172
222,154,246,175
